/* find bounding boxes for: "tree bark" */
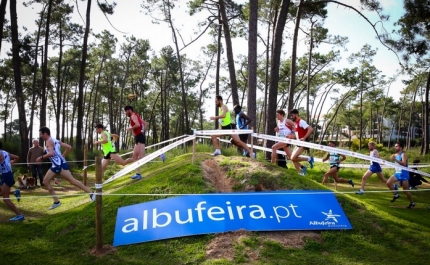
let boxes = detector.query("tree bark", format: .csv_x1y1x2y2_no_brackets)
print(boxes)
215,9,222,129
287,0,303,111
265,0,291,159
55,20,63,139
247,0,258,132
219,0,239,105
306,19,315,122
422,70,430,154
40,0,53,145
9,0,29,157
0,0,8,52
76,0,92,159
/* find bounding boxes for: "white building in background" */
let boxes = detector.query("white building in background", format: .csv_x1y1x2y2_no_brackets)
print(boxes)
316,115,423,142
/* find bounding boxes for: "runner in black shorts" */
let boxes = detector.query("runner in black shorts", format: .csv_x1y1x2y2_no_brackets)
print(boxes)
135,133,146,145
210,96,254,158
321,141,354,187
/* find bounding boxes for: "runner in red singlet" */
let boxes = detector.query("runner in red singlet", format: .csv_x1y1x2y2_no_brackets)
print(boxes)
124,106,148,180
289,109,314,176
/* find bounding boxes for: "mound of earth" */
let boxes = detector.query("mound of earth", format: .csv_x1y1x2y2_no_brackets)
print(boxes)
201,156,322,262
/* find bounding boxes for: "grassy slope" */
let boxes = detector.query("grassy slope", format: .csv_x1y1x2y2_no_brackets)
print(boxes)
1,147,430,265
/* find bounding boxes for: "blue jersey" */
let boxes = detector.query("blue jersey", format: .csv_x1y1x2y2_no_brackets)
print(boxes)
395,152,408,175
0,150,13,173
47,137,67,166
236,111,248,130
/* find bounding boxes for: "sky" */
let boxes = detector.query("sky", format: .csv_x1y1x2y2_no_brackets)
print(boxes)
5,0,408,137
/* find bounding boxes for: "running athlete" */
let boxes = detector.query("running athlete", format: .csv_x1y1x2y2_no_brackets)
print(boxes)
38,127,95,209
356,142,388,195
0,141,23,221
271,110,296,164
289,109,314,175
387,142,415,208
124,106,148,180
94,124,134,174
321,141,354,187
209,96,254,157
231,105,252,156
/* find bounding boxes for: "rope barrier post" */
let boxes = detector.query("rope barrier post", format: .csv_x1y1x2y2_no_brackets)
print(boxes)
95,156,103,250
192,136,196,164
83,144,88,186
251,127,254,158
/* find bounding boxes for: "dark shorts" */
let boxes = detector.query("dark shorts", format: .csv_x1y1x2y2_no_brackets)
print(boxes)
295,138,309,151
239,133,249,142
330,165,340,172
0,172,15,187
50,162,70,174
222,124,234,130
369,163,382,173
104,152,117,160
135,133,146,145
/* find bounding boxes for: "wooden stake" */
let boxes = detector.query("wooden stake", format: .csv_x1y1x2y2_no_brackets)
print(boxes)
251,127,254,158
192,137,196,164
95,156,103,250
83,144,88,186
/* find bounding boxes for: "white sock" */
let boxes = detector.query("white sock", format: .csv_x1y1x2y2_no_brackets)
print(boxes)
216,149,220,153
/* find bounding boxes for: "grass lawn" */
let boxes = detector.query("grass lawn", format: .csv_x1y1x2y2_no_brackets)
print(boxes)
1,144,430,265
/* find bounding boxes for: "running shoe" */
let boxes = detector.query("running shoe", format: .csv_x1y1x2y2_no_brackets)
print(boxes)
298,172,305,176
243,150,248,157
131,174,142,180
355,190,364,195
301,166,307,175
160,153,166,162
90,193,96,202
252,152,256,159
14,189,21,202
348,179,355,187
391,194,400,202
49,201,61,210
309,156,315,169
407,202,415,209
212,150,221,156
10,215,24,221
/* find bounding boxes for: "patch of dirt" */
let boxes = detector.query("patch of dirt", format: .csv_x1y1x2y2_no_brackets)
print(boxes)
90,244,117,257
201,158,233,192
206,230,322,262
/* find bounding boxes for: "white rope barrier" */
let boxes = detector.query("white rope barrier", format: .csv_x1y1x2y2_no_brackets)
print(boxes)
193,129,253,135
6,188,430,201
252,133,430,178
103,135,196,185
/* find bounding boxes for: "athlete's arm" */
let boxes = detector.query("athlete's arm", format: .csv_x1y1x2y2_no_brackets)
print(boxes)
239,113,252,129
373,149,380,158
285,119,295,127
38,139,54,161
60,142,72,158
322,153,329,162
301,122,313,140
142,120,148,130
111,134,119,141
8,153,19,164
339,154,346,163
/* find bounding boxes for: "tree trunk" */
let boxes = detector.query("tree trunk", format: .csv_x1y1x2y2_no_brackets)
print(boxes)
265,0,291,160
287,0,303,112
219,0,239,105
76,0,92,159
247,0,258,132
215,9,222,129
40,0,53,145
0,0,7,52
406,85,419,149
422,70,430,154
10,0,29,157
55,21,63,139
166,0,190,134
28,5,46,142
306,19,315,122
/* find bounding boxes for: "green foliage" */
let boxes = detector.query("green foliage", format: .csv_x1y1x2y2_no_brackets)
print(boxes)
351,138,383,151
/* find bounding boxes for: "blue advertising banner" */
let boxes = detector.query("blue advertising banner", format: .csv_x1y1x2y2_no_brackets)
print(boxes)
113,191,352,246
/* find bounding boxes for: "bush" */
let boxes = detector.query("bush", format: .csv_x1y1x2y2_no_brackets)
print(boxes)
351,138,383,151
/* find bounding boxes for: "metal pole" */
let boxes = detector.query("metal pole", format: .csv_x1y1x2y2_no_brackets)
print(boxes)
95,156,103,250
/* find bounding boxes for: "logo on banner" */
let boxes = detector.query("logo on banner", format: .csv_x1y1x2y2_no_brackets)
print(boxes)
309,209,348,228
113,191,352,246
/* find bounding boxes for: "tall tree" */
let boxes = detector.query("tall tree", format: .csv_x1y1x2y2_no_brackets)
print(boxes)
0,0,7,52
247,0,258,130
9,0,29,156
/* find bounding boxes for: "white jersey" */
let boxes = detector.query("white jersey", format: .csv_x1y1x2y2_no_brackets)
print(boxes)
370,149,378,165
277,118,292,137
47,137,66,166
0,150,12,173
